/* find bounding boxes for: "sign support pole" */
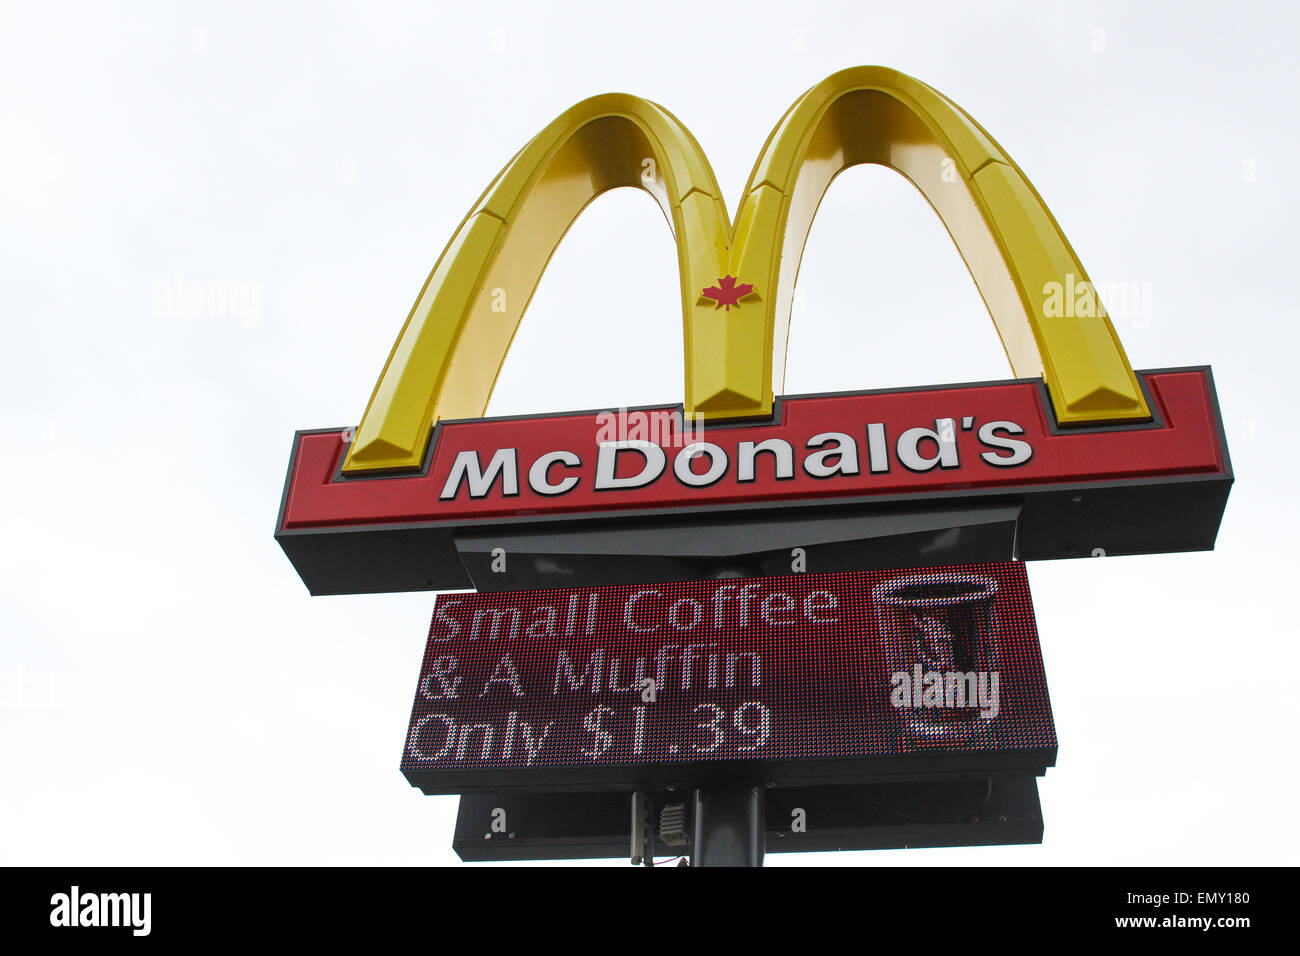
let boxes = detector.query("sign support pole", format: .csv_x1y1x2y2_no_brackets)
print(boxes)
690,786,765,867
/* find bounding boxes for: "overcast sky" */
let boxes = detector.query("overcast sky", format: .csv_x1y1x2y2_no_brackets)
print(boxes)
2,0,1296,866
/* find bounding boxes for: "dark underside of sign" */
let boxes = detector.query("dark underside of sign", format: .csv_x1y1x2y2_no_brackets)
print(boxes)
454,778,1044,861
277,368,1232,595
406,751,1056,795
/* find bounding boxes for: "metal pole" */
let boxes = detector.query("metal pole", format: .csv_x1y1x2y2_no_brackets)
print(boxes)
690,786,765,867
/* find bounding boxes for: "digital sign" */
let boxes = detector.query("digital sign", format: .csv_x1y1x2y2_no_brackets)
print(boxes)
402,562,1056,793
274,66,1232,862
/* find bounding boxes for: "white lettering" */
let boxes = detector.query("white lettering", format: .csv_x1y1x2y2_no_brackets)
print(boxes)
440,448,519,499
595,441,666,490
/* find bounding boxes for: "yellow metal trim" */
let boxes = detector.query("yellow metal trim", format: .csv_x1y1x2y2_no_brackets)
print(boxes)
343,66,1149,474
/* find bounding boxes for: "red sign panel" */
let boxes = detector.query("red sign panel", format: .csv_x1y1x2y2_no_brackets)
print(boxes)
277,369,1231,594
401,562,1056,793
284,370,1223,527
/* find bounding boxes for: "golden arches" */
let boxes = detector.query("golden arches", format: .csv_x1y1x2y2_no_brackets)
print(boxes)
343,67,1148,474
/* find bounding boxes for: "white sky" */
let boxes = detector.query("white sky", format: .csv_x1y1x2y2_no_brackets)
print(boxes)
2,0,1296,866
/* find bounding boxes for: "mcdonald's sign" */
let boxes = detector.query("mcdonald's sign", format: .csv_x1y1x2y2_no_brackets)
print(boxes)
276,67,1231,596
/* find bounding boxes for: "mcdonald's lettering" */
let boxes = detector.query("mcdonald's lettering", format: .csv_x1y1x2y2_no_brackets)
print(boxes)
277,67,1231,596
435,414,1035,503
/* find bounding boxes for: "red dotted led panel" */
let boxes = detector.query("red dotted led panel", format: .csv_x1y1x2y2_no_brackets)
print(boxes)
401,562,1055,776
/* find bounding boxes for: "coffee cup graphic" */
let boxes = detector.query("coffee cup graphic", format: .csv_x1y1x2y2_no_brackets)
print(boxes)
871,572,1001,747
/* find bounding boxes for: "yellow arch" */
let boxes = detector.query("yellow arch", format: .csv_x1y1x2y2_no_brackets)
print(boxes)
344,66,1149,474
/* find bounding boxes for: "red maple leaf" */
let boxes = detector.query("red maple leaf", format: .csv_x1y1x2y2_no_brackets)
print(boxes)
701,275,756,310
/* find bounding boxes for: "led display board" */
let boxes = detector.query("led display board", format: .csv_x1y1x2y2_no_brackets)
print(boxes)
402,562,1055,793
